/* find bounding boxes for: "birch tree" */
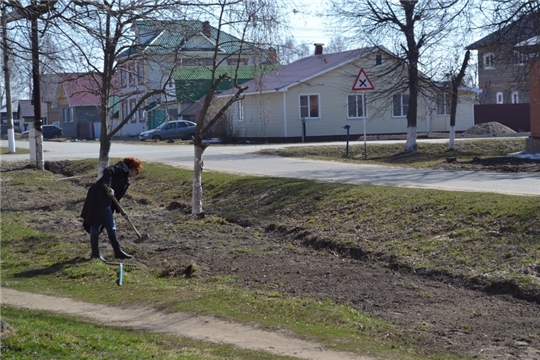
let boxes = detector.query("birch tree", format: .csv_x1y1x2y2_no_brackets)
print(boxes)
183,0,285,215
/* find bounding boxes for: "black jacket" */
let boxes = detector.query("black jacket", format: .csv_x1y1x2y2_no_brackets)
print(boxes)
80,161,131,233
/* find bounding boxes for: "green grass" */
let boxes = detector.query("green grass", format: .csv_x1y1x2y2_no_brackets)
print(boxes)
1,146,29,155
2,141,537,359
256,138,527,167
0,306,297,360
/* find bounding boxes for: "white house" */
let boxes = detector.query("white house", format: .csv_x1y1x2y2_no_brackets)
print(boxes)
219,45,478,142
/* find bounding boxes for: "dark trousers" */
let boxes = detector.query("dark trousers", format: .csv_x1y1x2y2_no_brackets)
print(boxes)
90,207,116,237
90,207,122,254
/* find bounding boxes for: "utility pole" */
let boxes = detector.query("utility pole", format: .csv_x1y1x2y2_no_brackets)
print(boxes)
2,3,19,153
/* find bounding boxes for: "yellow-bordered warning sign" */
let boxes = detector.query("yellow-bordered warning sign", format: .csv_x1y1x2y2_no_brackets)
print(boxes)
352,68,374,90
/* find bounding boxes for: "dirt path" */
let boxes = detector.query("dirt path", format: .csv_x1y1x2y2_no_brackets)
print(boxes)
1,288,373,360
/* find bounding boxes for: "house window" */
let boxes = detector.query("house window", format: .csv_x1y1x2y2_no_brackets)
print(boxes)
437,93,451,115
139,106,145,123
63,107,73,122
235,100,244,122
182,58,213,66
375,54,382,66
120,69,127,87
164,80,176,102
514,51,528,65
137,62,144,84
122,101,128,121
392,94,409,117
496,92,504,104
483,53,495,69
129,99,136,123
512,91,519,104
227,58,249,65
128,64,135,86
299,94,320,119
347,93,367,118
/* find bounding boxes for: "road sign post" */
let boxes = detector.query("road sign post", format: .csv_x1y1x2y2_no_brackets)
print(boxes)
352,69,374,160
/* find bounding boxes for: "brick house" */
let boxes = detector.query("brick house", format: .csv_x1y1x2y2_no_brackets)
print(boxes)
516,35,540,152
466,11,540,132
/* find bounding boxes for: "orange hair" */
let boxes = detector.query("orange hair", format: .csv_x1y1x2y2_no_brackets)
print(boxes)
123,157,143,173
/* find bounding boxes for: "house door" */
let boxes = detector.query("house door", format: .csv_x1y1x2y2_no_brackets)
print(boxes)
149,110,167,130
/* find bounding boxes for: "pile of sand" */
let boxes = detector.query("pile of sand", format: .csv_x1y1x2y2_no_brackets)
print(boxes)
462,122,517,137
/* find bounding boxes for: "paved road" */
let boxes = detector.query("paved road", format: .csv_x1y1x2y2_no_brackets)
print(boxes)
2,139,539,196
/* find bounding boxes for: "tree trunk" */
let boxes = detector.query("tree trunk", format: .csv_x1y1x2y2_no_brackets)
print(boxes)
403,1,419,153
29,128,44,169
449,126,456,150
449,51,470,151
192,144,205,215
405,126,417,152
97,130,111,179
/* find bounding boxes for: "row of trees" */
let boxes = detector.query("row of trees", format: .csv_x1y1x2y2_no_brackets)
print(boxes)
2,0,538,214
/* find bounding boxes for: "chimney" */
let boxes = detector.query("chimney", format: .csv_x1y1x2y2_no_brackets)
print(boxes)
202,21,211,37
314,43,324,55
267,46,278,65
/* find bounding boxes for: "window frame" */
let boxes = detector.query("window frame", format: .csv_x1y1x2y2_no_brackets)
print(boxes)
121,101,128,122
496,92,504,104
392,93,409,118
347,93,367,119
299,93,320,120
436,93,451,116
511,91,519,104
235,100,244,122
513,51,528,66
63,107,73,123
129,99,136,123
483,52,495,69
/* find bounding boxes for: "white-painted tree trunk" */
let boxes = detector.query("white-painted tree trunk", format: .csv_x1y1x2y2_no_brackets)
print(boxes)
192,145,204,215
449,126,456,150
7,129,15,153
29,128,44,170
405,126,417,152
98,158,109,180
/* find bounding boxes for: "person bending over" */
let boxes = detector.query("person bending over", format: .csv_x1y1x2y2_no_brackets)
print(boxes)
80,157,143,261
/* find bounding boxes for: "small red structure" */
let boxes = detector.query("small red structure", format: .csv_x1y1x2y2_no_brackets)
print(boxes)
528,57,540,152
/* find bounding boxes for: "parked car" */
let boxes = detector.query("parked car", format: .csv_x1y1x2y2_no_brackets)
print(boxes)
139,120,197,141
21,125,63,139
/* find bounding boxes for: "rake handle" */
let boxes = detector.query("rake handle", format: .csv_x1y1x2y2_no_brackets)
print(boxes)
104,185,142,238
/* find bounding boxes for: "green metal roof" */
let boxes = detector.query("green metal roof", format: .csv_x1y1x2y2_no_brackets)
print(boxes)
130,20,260,55
172,65,280,103
172,65,279,80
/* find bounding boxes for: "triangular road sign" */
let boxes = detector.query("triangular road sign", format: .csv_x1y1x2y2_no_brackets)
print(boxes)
352,68,374,90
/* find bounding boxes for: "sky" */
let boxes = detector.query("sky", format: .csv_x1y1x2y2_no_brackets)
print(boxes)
284,0,333,46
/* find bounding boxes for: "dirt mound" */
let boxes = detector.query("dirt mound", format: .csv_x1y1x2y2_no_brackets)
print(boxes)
463,122,517,137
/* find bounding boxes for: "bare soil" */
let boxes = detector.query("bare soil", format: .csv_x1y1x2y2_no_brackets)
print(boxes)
1,157,540,360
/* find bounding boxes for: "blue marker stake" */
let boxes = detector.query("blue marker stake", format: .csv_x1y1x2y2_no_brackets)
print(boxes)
118,263,123,286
